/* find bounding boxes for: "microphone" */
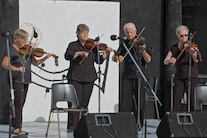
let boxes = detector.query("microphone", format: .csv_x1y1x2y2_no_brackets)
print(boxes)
1,31,10,37
33,27,38,38
39,63,45,72
110,35,127,41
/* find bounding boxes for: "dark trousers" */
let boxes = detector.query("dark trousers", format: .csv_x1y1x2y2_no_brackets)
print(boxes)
12,82,29,129
67,80,93,130
173,77,198,111
120,78,146,126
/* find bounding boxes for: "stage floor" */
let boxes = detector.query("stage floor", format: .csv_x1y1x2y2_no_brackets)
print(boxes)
0,119,160,138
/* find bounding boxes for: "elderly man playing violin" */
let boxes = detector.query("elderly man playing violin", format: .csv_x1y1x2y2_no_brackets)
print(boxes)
164,25,200,111
64,24,113,132
112,22,151,130
1,29,52,135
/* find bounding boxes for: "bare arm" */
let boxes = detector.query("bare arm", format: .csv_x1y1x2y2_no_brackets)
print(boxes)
164,51,176,65
2,56,24,72
102,47,113,59
141,50,151,63
32,53,52,66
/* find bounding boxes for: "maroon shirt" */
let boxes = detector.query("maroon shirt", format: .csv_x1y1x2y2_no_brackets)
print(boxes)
170,43,198,78
64,40,105,82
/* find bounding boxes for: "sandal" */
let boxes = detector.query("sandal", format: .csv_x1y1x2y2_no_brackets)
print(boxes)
12,128,28,135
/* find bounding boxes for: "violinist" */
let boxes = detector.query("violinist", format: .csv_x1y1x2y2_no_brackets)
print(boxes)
1,29,52,135
164,25,199,111
64,24,113,132
112,22,151,129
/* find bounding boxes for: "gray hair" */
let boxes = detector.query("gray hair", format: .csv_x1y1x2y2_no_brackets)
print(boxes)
176,25,189,36
123,22,136,31
76,24,89,35
14,29,29,42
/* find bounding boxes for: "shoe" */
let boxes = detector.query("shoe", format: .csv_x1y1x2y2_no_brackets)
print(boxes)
137,126,143,131
12,129,28,135
67,129,74,132
19,130,28,135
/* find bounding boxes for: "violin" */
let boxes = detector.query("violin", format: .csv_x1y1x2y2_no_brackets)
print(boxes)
179,41,202,62
79,38,119,64
85,38,118,52
130,37,153,52
19,45,59,66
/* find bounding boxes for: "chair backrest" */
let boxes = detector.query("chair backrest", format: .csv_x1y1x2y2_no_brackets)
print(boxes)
51,83,80,109
194,85,207,111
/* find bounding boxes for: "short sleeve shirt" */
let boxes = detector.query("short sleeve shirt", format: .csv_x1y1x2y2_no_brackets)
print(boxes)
5,45,32,84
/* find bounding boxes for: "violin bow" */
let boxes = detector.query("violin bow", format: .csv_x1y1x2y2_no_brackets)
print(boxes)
167,31,197,71
167,46,188,71
79,40,97,64
123,26,146,60
79,35,105,64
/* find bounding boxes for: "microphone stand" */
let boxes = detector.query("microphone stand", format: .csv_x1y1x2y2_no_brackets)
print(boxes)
187,33,192,112
122,42,162,104
95,37,101,113
13,36,36,138
132,44,141,129
123,42,162,104
3,32,15,138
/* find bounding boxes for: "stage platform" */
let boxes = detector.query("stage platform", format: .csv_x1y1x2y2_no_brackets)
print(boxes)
0,119,160,138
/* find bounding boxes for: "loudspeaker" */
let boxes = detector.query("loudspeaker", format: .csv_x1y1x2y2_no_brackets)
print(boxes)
74,112,138,138
156,112,207,138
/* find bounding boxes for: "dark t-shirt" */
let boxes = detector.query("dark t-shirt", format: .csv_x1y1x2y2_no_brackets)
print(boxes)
5,45,32,84
118,37,150,79
170,43,198,78
64,40,105,82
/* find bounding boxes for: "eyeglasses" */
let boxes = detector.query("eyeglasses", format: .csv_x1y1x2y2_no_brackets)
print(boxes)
180,34,188,37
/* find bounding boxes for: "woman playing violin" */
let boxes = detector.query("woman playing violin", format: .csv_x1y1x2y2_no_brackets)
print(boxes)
112,22,151,129
1,29,52,135
164,25,199,111
64,24,113,132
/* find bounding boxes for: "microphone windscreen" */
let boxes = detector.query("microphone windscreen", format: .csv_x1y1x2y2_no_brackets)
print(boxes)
110,35,117,41
1,31,9,37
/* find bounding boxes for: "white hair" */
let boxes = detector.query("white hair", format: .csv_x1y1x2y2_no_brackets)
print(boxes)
123,22,136,31
176,25,189,36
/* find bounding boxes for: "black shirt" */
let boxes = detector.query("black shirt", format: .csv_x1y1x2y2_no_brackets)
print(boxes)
118,37,150,79
5,45,32,84
64,40,105,82
171,43,198,78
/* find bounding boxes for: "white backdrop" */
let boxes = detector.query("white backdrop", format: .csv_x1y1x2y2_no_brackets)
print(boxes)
19,0,120,122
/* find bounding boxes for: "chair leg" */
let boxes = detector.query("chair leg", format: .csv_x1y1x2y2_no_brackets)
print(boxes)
46,109,52,138
155,100,160,120
79,111,82,120
57,111,61,138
